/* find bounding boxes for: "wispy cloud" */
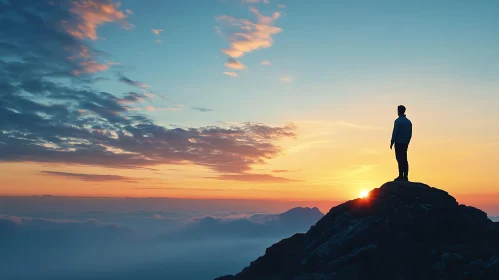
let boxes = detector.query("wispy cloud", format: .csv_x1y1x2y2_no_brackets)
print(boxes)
67,40,120,75
272,169,293,173
77,60,109,74
155,39,163,43
62,0,133,40
152,29,163,35
260,60,271,65
118,92,147,104
223,71,239,77
216,7,282,68
277,4,286,8
119,75,150,88
215,173,298,183
242,0,271,4
41,171,138,182
225,57,246,69
133,187,230,192
217,12,282,57
249,7,280,25
145,105,184,111
192,107,214,112
73,60,121,75
280,75,292,82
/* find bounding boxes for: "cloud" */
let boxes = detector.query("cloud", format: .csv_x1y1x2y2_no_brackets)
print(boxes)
62,0,133,40
241,0,271,3
134,187,230,192
223,71,239,77
272,169,292,173
0,0,295,175
215,173,298,183
6,0,131,78
72,58,119,75
40,171,138,182
216,7,282,60
118,92,147,103
127,104,184,112
155,39,163,43
277,4,286,8
78,60,110,74
0,215,133,238
0,215,126,228
145,105,184,111
0,206,322,280
119,75,150,88
249,7,280,25
280,75,292,82
225,57,246,69
0,215,135,264
152,29,164,35
192,107,214,112
260,60,271,65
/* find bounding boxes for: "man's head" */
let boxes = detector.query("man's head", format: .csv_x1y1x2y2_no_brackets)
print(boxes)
398,105,406,116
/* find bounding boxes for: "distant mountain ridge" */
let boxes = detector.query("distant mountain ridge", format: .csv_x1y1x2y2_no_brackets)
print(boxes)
162,207,324,241
216,182,499,280
250,207,324,225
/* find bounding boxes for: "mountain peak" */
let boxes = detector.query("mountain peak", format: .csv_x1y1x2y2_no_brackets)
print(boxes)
216,181,499,280
279,206,323,219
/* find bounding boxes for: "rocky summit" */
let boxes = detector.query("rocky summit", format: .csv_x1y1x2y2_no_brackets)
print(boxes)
216,181,499,280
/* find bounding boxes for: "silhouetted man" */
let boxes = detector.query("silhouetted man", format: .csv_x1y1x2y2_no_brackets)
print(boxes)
390,105,412,181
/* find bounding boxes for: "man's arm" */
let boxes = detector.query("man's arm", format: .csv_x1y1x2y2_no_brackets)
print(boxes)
390,120,398,149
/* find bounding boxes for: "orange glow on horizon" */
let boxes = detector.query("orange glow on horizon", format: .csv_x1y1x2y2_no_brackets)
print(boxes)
360,190,369,198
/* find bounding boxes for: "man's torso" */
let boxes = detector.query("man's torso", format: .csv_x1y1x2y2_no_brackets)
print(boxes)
395,116,412,144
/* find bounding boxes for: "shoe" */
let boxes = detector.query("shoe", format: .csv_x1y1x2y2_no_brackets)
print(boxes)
394,176,404,181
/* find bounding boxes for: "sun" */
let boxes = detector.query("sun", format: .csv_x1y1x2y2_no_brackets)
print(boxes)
360,190,369,198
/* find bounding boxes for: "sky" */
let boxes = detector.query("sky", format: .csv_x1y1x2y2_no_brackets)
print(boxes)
0,0,498,214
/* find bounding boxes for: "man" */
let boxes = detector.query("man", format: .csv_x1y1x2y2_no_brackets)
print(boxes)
390,105,412,181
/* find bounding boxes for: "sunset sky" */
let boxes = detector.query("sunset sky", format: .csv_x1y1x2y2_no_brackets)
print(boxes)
1,0,498,213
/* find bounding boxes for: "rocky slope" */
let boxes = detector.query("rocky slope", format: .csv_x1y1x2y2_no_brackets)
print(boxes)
216,181,499,280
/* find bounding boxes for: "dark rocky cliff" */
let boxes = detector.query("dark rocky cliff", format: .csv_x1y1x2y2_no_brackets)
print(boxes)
216,181,499,280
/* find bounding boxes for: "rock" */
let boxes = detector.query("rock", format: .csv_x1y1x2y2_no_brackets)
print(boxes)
215,181,499,280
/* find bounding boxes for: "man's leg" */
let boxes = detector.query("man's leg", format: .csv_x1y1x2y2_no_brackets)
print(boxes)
401,144,409,179
394,143,404,179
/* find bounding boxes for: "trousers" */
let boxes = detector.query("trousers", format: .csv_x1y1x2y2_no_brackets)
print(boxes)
395,143,409,177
